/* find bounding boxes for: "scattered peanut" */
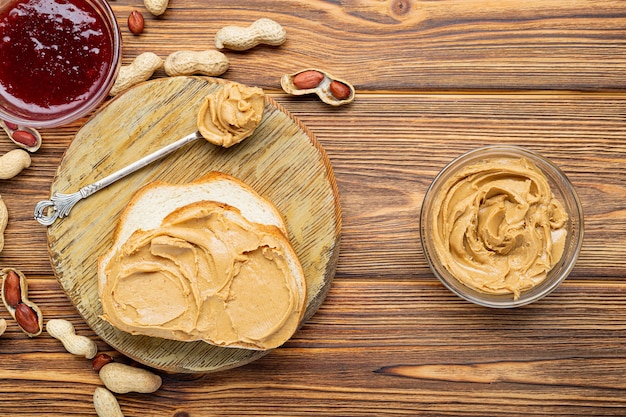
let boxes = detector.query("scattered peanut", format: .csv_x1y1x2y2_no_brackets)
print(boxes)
0,318,6,337
3,121,18,130
0,149,31,180
164,50,229,77
293,70,324,90
1,268,43,337
127,10,145,35
1,120,42,152
215,18,286,51
99,362,162,394
93,387,124,417
92,353,113,371
281,68,355,106
0,195,7,252
329,80,352,100
109,52,164,96
144,0,168,16
46,318,98,359
11,130,37,148
3,270,21,307
15,303,40,334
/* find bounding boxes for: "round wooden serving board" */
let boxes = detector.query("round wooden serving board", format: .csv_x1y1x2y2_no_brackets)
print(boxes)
46,76,341,373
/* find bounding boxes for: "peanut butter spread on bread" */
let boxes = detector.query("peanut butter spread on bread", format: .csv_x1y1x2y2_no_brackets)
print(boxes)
431,157,568,299
197,82,265,148
100,201,304,350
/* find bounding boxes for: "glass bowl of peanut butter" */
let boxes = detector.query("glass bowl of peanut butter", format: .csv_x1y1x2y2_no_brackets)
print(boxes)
420,145,584,308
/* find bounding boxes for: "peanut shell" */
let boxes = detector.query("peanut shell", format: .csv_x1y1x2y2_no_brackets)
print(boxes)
1,268,43,336
281,68,355,106
99,362,162,394
1,120,42,152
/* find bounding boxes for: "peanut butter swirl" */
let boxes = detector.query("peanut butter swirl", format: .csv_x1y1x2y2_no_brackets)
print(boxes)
431,157,568,299
196,82,265,148
101,201,304,350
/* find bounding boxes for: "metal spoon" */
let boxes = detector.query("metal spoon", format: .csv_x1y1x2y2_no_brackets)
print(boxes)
34,131,202,226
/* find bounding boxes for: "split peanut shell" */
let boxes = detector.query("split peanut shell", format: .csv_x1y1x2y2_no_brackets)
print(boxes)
281,68,355,106
0,120,42,152
1,268,43,337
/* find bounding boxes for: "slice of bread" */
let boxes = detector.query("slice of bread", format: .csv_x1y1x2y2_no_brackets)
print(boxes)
98,172,306,350
110,171,287,247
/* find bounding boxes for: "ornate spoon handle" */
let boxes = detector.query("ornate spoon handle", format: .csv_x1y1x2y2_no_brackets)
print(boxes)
34,131,202,226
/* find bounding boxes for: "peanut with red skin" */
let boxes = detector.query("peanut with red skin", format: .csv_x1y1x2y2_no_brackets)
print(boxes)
1,268,43,336
281,69,355,106
329,80,351,100
12,130,37,148
3,121,18,130
293,70,324,89
127,10,144,35
92,353,113,371
3,270,21,307
1,121,41,151
15,303,40,334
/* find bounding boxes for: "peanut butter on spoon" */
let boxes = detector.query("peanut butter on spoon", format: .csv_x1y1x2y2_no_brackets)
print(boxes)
35,81,266,226
197,82,265,148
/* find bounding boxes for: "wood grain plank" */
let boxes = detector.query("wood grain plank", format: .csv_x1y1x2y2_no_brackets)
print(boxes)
106,0,626,91
2,277,626,416
3,93,625,280
269,93,626,282
1,0,626,410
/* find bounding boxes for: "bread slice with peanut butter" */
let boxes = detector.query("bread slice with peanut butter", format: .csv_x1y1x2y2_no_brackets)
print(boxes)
97,172,306,351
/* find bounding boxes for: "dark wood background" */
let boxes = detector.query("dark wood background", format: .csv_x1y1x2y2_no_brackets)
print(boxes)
1,0,625,415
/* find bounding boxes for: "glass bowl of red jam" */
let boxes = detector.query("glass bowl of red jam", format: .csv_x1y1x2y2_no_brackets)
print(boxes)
0,0,121,128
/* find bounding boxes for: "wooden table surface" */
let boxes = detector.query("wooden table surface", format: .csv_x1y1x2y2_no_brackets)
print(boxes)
1,0,626,415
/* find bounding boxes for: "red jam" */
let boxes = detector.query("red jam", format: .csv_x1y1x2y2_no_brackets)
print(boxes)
0,0,114,120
